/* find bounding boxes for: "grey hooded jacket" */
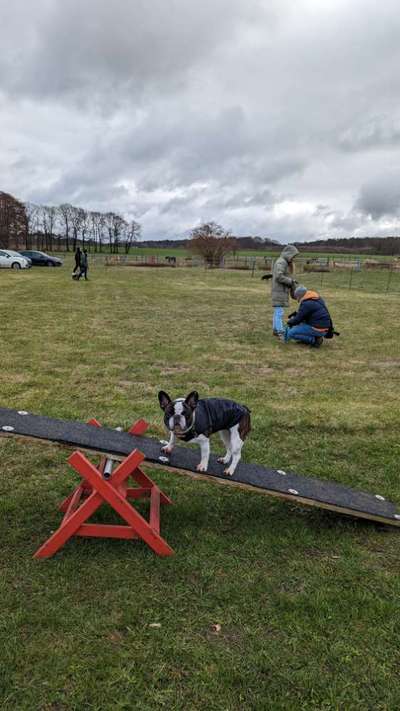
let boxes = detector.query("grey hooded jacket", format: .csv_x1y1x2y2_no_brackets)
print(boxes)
271,245,299,307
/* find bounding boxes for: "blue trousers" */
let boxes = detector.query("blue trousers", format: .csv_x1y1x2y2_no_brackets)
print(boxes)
272,307,285,333
286,323,325,345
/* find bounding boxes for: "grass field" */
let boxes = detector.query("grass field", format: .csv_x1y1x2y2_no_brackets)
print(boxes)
1,260,400,710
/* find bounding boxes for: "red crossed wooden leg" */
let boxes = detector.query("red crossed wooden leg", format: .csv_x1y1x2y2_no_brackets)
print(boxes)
34,449,174,559
128,419,149,435
117,418,172,530
150,486,161,534
126,465,172,506
58,417,105,513
58,417,151,513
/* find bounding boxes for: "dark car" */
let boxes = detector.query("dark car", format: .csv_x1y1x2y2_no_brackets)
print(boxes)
19,250,63,267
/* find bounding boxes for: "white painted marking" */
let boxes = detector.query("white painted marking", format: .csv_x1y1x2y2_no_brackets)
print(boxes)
375,495,385,501
288,488,299,495
394,514,400,521
17,410,29,416
1,426,14,432
159,456,169,463
277,469,287,475
174,401,184,415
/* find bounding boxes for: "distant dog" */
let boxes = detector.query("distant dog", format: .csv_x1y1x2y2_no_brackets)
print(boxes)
158,390,251,476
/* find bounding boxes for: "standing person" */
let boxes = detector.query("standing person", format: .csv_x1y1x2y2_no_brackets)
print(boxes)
77,249,88,280
73,247,81,274
285,284,335,348
271,244,299,338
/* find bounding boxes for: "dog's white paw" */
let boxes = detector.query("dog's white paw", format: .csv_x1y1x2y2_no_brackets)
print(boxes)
218,456,231,465
196,463,208,472
223,468,234,476
161,445,173,454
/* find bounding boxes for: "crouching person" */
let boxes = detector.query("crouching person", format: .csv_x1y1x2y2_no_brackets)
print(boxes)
285,285,331,348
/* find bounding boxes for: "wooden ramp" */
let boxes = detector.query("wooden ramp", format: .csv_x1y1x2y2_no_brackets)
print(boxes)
1,407,399,528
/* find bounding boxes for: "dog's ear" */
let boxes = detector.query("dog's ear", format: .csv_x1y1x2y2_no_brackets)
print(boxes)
158,391,172,410
185,391,199,410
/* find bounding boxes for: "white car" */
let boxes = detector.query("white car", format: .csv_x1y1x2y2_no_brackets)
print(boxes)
0,249,32,269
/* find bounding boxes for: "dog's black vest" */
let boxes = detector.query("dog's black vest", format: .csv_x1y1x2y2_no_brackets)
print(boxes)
179,399,250,442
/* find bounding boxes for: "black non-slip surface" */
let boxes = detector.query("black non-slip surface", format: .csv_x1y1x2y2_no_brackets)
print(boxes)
1,407,399,525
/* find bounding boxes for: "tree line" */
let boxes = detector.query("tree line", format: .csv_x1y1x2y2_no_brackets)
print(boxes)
0,191,141,253
294,236,400,255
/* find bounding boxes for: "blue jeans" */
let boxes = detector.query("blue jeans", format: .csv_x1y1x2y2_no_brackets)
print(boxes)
272,307,285,333
286,323,325,345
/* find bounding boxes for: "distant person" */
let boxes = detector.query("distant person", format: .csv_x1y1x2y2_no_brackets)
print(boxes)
285,284,337,347
73,247,81,274
77,249,88,280
263,245,299,338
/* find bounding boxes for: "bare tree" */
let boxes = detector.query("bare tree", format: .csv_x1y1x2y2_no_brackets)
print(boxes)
104,212,128,253
104,212,114,252
189,221,234,266
89,211,107,252
24,202,40,249
39,205,58,251
58,203,73,251
79,208,89,249
70,205,84,251
36,205,46,249
124,219,141,253
0,192,27,249
98,212,106,252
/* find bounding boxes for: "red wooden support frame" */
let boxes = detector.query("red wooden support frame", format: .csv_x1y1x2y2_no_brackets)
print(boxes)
34,418,174,558
57,417,151,515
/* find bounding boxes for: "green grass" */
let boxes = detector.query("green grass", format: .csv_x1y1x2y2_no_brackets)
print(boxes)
62,245,400,260
0,262,400,710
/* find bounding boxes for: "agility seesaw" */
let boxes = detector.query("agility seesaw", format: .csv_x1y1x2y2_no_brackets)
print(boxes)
0,407,399,559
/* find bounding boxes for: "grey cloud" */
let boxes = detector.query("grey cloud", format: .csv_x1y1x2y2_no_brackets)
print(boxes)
337,115,400,152
0,0,268,106
37,99,307,211
356,171,400,219
2,0,400,241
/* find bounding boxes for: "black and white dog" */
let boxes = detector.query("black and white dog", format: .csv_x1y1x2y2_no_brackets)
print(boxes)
158,390,251,476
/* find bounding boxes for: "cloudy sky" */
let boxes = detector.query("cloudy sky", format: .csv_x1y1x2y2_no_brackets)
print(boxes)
1,0,400,242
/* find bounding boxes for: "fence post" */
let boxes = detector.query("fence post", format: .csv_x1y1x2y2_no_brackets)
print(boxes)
349,267,353,290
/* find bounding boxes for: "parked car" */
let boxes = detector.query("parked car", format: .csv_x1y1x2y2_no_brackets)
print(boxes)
0,249,31,269
19,250,63,267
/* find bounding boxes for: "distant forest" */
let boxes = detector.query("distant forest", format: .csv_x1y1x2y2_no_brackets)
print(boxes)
293,236,400,255
141,235,400,255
